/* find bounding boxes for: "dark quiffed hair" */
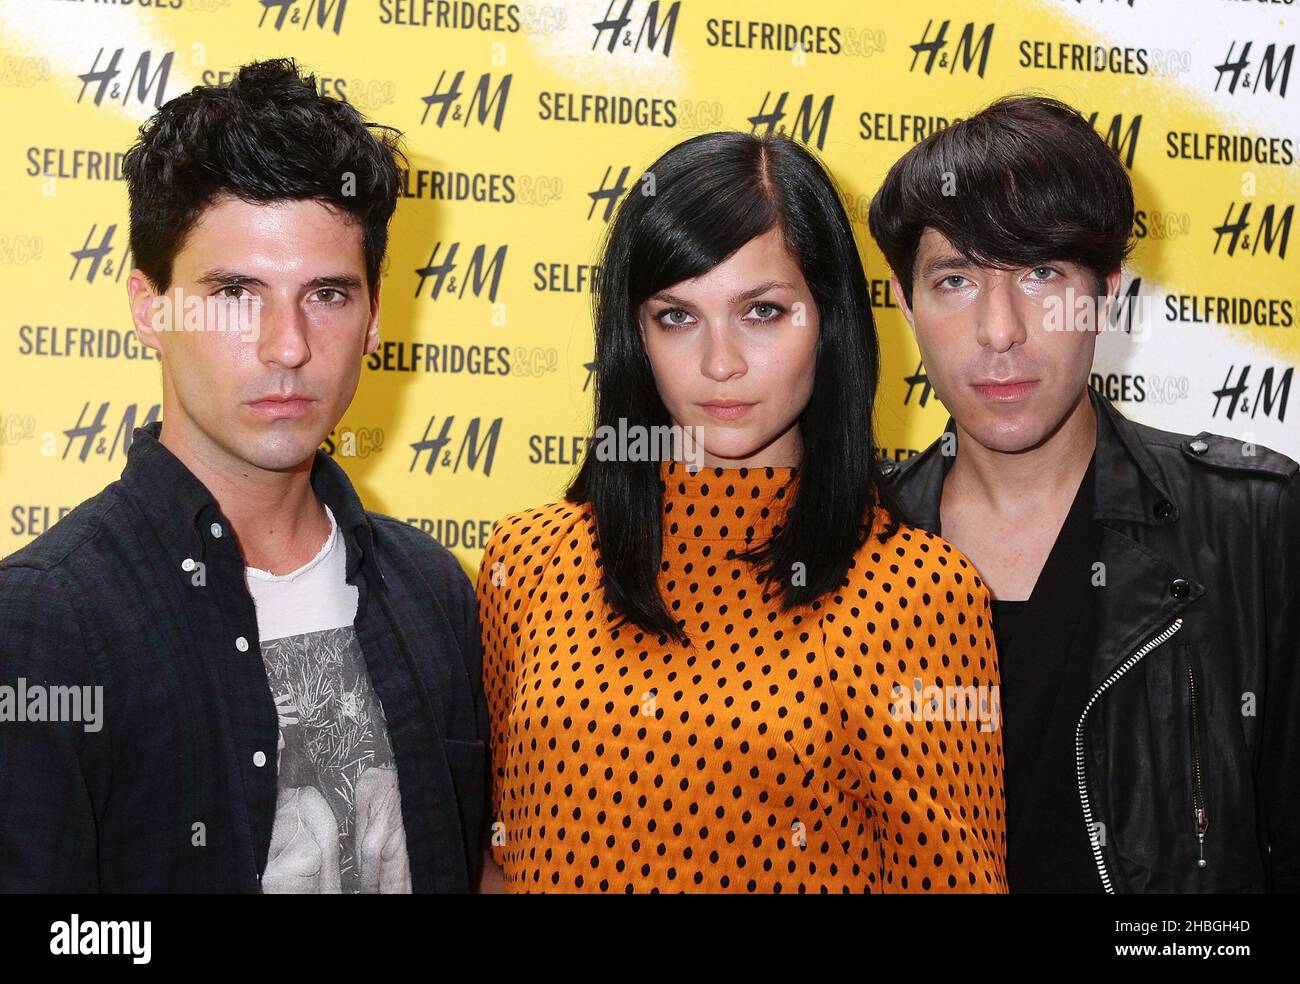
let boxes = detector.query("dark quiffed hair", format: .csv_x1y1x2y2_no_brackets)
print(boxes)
122,58,405,292
567,131,899,643
868,94,1134,306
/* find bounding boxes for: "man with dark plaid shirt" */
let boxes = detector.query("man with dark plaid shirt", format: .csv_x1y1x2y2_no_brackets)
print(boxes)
0,60,489,893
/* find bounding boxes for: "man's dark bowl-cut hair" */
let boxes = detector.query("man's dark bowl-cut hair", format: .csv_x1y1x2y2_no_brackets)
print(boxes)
567,130,900,644
122,57,406,293
868,94,1134,307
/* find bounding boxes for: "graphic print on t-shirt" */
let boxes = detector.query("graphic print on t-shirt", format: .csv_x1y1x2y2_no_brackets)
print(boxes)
260,624,411,893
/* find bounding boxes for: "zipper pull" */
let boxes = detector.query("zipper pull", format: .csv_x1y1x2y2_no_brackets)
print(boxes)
1195,807,1208,868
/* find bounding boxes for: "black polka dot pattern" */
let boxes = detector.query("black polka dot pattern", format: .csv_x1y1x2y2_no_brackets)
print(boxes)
476,461,1007,892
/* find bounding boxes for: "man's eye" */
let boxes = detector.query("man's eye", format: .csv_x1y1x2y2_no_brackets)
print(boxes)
217,285,250,301
1030,266,1058,280
315,288,346,304
941,275,967,289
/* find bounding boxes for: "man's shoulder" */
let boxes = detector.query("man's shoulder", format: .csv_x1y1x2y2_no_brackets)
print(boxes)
1120,413,1298,483
0,481,131,579
365,511,471,587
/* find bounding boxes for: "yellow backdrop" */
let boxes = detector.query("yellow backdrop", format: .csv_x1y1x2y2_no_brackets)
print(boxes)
1,0,1295,575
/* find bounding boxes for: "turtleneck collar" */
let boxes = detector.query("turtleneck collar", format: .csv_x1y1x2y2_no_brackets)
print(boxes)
658,459,799,542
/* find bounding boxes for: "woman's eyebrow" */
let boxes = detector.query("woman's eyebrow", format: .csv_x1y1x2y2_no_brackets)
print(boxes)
648,281,796,307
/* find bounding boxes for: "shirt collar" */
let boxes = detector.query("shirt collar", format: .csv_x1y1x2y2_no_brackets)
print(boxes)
892,387,1177,531
122,421,382,585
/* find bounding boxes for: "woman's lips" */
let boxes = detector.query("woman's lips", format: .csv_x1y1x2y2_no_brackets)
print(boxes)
245,398,316,419
971,380,1039,402
699,402,756,420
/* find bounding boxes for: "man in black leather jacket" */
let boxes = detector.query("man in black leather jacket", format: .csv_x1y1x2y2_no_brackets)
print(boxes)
868,95,1300,892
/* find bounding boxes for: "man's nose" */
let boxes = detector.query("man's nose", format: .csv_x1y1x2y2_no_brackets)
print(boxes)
975,278,1028,353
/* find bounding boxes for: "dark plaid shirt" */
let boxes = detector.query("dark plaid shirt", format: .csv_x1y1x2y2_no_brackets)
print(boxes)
0,422,489,893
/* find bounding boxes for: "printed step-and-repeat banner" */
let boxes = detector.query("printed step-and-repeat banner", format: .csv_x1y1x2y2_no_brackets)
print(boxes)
0,0,1295,573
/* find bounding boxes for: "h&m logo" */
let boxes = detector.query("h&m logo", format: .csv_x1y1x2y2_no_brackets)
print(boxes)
69,224,130,285
414,242,508,302
910,20,994,78
1087,112,1141,169
592,1,679,57
748,92,834,151
409,416,502,476
258,0,347,34
63,402,161,463
1213,203,1293,259
420,71,512,131
1214,41,1293,98
78,48,173,109
1212,365,1292,422
587,165,635,222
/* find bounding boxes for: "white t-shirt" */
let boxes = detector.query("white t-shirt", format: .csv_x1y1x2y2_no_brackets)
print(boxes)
245,504,412,894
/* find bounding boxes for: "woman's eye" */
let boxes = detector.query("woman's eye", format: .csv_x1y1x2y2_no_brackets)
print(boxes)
658,308,693,328
748,302,784,321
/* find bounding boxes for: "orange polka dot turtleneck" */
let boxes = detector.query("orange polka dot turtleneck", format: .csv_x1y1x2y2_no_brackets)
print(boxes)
476,460,1007,893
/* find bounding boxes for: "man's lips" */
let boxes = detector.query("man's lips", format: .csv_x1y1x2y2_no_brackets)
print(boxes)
699,401,756,420
244,396,317,419
971,380,1039,402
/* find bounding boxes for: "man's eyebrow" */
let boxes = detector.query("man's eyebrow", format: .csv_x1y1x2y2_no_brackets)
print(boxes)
918,255,975,279
194,269,266,288
648,281,796,307
193,269,364,291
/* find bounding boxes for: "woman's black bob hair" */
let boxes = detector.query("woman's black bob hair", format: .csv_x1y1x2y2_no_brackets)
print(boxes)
566,130,899,643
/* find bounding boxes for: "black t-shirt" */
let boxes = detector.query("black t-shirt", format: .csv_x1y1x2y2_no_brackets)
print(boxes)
988,457,1105,893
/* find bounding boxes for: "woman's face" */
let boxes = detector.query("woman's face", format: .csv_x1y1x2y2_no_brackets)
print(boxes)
638,227,819,468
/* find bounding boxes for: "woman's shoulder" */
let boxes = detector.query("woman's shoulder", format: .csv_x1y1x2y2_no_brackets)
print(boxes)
841,506,990,609
482,498,595,575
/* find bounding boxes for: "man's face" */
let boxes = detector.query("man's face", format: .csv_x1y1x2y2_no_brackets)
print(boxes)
637,226,819,468
897,228,1110,454
129,195,380,473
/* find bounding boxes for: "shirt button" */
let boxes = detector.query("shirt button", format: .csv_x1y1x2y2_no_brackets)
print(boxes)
235,636,250,652
181,558,196,572
210,523,224,538
1171,578,1191,599
253,750,267,768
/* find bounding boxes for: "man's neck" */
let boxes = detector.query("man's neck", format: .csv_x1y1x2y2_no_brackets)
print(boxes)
158,419,329,575
945,389,1097,520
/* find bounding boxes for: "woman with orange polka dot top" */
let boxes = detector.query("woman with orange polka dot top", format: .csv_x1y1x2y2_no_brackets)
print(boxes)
475,132,1007,893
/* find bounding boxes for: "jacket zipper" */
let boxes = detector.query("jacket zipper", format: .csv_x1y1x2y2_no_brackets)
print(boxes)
1188,662,1209,869
1075,618,1184,894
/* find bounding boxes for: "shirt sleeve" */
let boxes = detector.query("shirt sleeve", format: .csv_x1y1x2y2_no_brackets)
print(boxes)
1261,471,1300,891
824,529,1008,892
475,503,586,876
475,511,527,872
0,565,106,891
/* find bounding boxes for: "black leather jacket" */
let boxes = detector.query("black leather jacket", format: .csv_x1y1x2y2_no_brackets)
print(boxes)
884,387,1300,893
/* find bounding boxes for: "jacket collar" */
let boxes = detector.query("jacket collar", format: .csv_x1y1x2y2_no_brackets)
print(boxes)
890,387,1179,532
121,421,381,585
